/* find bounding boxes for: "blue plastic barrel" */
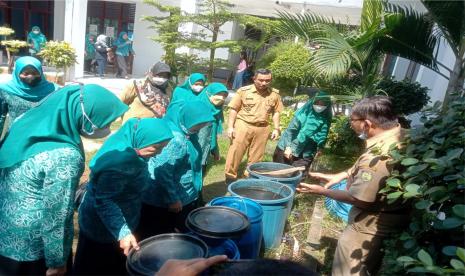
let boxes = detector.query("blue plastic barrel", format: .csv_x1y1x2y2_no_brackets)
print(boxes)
228,179,294,249
209,196,263,258
247,162,303,190
207,239,240,260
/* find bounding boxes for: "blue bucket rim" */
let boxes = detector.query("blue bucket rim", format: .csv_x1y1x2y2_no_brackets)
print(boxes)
227,179,295,204
247,162,303,181
208,196,264,222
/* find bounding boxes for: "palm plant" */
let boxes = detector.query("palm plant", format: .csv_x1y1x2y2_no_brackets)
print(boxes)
277,0,437,98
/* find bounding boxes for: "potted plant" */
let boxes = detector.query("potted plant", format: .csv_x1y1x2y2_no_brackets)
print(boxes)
38,40,77,85
1,40,28,73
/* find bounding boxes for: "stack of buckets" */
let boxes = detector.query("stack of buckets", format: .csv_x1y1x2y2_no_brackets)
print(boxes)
209,162,302,257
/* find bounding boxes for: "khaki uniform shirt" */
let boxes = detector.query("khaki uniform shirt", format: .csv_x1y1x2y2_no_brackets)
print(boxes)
346,125,408,236
119,80,172,123
228,84,284,125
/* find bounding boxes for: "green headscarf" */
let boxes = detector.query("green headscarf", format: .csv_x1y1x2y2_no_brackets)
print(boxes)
89,118,173,177
171,73,206,102
28,26,47,52
295,91,332,126
0,56,59,102
165,100,214,191
0,84,128,168
85,34,96,60
198,82,228,150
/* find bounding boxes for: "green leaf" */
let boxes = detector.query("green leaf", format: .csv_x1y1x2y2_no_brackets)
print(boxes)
450,259,465,269
405,184,420,193
397,256,416,263
432,136,445,144
437,217,465,229
415,200,431,209
446,148,463,160
424,186,446,195
407,164,429,174
403,239,416,249
387,191,403,199
417,249,433,266
457,247,465,263
386,178,401,188
442,246,458,256
444,174,462,181
401,157,419,166
453,205,465,218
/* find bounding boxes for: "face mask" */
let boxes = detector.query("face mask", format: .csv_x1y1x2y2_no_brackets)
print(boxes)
191,85,204,93
21,75,41,87
80,127,111,139
210,95,225,106
151,77,168,86
358,131,368,140
313,105,327,113
33,31,40,34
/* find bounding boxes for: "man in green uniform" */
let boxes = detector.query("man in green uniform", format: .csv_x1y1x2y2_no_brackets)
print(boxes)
297,96,408,276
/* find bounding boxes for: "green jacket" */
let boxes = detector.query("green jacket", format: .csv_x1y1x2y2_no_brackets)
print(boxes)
277,92,332,158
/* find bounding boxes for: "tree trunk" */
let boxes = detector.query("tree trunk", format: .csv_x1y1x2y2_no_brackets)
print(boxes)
443,57,465,108
208,26,219,81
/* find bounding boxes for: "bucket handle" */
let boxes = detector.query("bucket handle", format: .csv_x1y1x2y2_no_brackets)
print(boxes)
273,185,287,199
237,196,248,216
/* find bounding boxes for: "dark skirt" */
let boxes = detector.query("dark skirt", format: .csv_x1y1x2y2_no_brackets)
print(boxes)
272,147,314,177
0,254,47,275
135,201,198,241
72,232,127,275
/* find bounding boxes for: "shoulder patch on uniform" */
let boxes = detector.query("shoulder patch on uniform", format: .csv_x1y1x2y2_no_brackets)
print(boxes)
361,171,373,182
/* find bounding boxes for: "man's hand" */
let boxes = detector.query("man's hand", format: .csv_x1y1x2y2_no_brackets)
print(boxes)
227,128,235,140
169,201,182,213
156,255,228,276
270,129,280,140
46,266,66,276
120,234,140,256
284,147,293,160
309,172,344,189
296,182,326,194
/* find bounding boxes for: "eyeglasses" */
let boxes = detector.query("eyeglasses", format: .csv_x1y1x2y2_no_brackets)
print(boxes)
78,82,99,135
350,117,364,122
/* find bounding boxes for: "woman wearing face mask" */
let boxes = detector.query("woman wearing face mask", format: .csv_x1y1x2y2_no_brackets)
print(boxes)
136,101,214,239
114,31,135,79
273,91,332,175
0,56,59,137
0,84,128,276
73,118,173,275
94,34,111,78
27,26,47,57
170,72,206,102
119,62,172,123
197,83,229,173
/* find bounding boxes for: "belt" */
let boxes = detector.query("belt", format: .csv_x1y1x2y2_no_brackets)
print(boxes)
243,121,268,127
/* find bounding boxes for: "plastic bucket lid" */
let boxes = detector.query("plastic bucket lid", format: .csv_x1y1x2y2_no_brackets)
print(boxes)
228,179,295,205
247,162,303,180
186,206,250,239
208,196,263,223
126,233,208,276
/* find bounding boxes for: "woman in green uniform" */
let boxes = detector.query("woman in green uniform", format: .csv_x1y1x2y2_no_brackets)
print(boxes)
27,26,47,57
170,73,206,102
0,84,128,276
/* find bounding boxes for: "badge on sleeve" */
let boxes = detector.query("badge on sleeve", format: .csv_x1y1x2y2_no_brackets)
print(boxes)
361,171,373,182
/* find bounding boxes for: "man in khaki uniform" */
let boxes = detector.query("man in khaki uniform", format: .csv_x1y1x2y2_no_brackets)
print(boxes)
297,96,408,276
225,69,284,182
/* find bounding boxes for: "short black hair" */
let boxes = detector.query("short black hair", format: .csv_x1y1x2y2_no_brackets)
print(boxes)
254,68,272,77
351,96,398,129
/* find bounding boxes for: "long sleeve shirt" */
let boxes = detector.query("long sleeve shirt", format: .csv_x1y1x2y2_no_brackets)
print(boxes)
0,147,83,267
78,167,149,243
0,90,38,136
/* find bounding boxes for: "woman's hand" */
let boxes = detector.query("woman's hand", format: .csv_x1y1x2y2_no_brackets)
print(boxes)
119,234,140,256
296,182,325,194
46,266,66,276
156,255,228,276
169,201,183,213
308,172,346,189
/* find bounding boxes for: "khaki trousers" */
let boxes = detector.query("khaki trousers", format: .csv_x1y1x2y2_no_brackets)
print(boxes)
225,119,270,179
331,226,384,276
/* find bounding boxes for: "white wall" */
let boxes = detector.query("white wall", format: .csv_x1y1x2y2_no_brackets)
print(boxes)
53,1,65,41
132,2,168,77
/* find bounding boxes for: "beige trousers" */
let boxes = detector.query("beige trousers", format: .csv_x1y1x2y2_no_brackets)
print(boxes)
225,119,270,179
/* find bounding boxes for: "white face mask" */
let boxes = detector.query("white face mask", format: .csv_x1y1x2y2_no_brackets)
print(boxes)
358,131,368,140
209,95,226,106
313,105,327,113
192,85,204,93
33,31,40,34
151,77,168,86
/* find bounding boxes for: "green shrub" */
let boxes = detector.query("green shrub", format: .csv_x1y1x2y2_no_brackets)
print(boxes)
325,115,365,158
380,94,465,275
38,41,77,82
376,78,430,116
